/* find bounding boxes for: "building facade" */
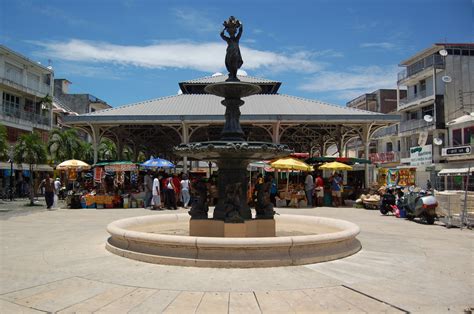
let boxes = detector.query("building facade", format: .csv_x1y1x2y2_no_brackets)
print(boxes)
0,45,54,144
397,43,474,188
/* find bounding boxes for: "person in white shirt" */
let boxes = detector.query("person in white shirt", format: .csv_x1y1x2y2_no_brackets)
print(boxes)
152,176,161,210
53,177,61,209
180,174,191,208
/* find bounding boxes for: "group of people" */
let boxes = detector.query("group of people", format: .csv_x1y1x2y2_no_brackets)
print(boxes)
304,172,344,207
143,171,192,210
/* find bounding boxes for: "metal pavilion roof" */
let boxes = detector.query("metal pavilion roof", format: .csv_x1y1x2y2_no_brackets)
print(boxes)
64,93,398,125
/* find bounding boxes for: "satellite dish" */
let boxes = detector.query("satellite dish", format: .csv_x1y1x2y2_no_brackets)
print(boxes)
433,138,443,146
439,49,448,57
442,75,452,83
470,112,474,117
424,115,433,122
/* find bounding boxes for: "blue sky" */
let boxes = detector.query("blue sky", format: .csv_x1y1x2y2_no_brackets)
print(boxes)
1,0,472,107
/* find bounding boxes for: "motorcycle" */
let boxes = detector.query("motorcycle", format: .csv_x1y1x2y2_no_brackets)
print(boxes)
379,190,397,215
398,187,438,224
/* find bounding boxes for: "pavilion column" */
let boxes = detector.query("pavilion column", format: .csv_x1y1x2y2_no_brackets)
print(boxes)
116,137,124,161
89,124,101,165
181,122,189,173
362,124,372,189
272,120,281,144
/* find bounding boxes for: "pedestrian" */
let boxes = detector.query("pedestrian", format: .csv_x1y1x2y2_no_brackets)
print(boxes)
143,171,153,208
53,177,61,209
314,173,324,206
165,174,177,209
180,174,191,208
331,173,343,207
151,175,161,210
304,171,314,207
426,179,432,191
269,174,278,206
39,173,55,209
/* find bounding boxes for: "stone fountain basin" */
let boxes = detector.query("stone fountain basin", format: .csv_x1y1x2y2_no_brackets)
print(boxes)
106,214,361,268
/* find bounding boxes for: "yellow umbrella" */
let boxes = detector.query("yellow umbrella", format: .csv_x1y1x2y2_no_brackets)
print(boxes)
319,161,352,171
270,157,312,171
270,157,312,192
56,159,91,170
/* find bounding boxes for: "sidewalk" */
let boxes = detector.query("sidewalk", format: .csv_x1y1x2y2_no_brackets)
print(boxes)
0,205,472,313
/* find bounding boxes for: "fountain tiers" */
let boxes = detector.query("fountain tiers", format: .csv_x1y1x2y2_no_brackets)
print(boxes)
175,81,292,228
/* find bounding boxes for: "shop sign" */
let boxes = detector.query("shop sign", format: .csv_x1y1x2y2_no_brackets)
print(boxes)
441,146,472,157
410,145,432,166
369,151,398,163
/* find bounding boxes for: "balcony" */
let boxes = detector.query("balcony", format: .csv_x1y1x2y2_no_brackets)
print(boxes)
397,54,444,84
1,101,51,128
1,73,51,97
398,90,436,111
372,124,398,138
399,118,434,134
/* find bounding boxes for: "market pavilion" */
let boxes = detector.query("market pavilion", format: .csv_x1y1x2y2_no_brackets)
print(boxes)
64,74,400,184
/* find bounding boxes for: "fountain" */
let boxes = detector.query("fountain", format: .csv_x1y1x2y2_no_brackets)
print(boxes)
106,16,361,267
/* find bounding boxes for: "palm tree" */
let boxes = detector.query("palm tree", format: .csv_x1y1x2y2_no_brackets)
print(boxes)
98,138,117,161
48,128,82,163
79,141,94,164
0,124,8,161
14,132,47,205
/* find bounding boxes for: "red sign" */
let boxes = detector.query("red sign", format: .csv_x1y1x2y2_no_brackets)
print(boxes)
369,152,398,164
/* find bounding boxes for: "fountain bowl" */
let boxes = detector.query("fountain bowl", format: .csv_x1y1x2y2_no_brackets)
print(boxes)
106,214,361,268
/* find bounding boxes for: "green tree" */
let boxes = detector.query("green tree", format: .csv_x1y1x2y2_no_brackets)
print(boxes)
98,138,117,161
14,132,47,205
48,128,82,163
79,141,94,164
0,124,8,161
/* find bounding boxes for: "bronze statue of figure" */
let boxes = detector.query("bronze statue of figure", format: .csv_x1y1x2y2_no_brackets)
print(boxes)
221,16,243,82
188,178,209,219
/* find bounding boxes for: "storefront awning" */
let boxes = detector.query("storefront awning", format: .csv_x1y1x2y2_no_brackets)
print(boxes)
438,168,474,176
0,162,53,171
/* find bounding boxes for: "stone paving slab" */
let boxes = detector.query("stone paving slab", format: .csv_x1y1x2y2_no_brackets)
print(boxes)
0,205,473,313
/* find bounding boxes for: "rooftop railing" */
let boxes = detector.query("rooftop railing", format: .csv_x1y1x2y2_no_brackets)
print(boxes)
398,54,445,83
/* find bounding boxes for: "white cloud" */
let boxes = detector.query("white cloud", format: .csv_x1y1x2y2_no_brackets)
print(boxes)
172,8,217,33
31,39,323,74
299,65,399,101
360,42,396,49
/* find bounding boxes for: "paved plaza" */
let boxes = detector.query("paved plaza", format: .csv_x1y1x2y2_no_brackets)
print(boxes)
0,200,472,313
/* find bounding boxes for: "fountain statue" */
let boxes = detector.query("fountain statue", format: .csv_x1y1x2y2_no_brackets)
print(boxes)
175,16,292,228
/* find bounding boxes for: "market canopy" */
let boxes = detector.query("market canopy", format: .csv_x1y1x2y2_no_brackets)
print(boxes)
141,157,175,169
271,157,312,171
306,156,371,165
319,161,353,171
95,161,138,172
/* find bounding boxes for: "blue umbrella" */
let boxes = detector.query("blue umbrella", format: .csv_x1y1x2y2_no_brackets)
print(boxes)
141,157,175,169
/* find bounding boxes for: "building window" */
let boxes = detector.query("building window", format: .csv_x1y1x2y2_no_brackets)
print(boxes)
386,142,393,152
2,92,20,116
420,79,426,92
413,85,418,95
397,140,401,151
409,111,418,120
463,126,474,145
453,129,462,145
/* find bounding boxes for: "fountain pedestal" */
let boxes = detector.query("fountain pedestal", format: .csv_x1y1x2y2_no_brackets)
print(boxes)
189,219,275,237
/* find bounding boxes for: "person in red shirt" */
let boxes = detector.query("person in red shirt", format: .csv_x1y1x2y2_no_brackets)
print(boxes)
314,173,324,207
172,174,181,207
